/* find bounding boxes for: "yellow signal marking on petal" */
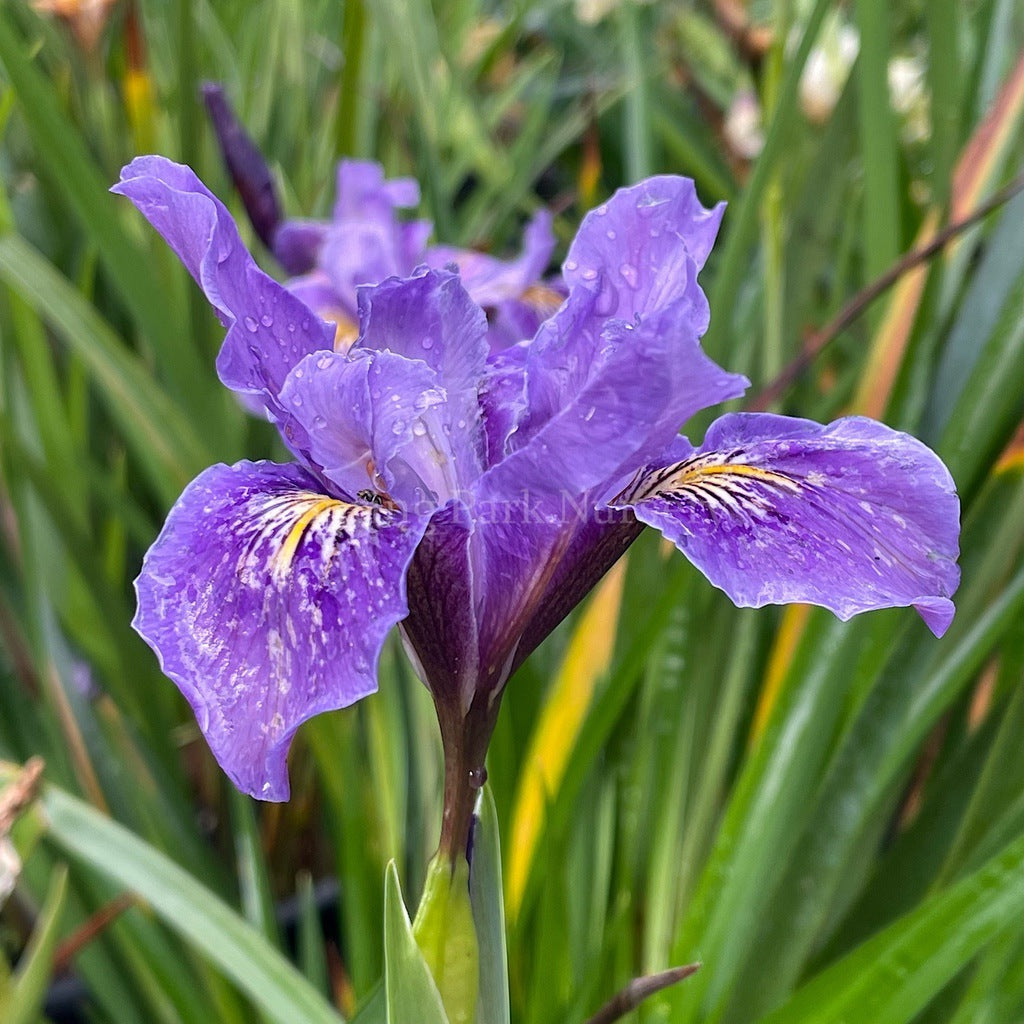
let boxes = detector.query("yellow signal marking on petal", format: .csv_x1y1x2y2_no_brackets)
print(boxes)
521,284,565,315
273,497,343,578
667,462,794,488
506,559,627,919
631,458,800,506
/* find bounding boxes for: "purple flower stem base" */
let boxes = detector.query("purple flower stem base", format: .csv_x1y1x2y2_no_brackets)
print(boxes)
436,695,499,867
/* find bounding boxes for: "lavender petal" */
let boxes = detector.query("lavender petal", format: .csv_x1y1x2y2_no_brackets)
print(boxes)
279,348,449,506
356,269,489,493
133,460,427,799
563,175,724,320
112,157,334,426
616,413,960,636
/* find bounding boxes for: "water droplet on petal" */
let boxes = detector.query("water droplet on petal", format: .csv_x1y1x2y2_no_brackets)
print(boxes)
288,322,297,333
606,229,617,240
564,259,579,272
581,267,598,281
261,313,273,327
421,336,435,350
595,204,608,216
316,353,333,370
619,263,639,288
392,420,405,435
244,315,258,332
412,419,427,437
313,414,326,428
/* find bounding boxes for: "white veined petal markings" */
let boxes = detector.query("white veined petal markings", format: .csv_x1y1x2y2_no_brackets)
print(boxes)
229,488,395,584
622,450,801,514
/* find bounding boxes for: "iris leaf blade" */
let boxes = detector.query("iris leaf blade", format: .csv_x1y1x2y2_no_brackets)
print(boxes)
758,829,1024,1024
37,782,348,1024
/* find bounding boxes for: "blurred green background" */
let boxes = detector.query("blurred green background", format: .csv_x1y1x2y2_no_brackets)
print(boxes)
1,1,1024,1022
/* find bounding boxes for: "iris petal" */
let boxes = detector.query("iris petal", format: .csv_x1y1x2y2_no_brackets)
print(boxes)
280,347,453,507
426,209,555,309
615,413,960,636
112,157,334,430
356,268,489,494
133,460,428,799
562,175,724,319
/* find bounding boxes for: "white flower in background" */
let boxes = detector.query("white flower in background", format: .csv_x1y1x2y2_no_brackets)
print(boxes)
725,87,765,160
889,54,931,143
575,0,623,25
799,18,860,123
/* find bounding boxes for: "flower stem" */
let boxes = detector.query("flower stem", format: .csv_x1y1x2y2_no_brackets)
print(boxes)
435,696,498,866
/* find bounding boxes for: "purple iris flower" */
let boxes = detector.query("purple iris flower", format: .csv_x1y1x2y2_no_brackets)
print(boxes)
203,83,562,354
114,157,959,857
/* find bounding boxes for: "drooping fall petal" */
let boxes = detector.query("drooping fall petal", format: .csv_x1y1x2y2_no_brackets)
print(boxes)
134,461,428,799
615,414,960,636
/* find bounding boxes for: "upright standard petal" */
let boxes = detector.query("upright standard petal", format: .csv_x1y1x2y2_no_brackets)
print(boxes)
356,269,490,496
279,347,452,506
481,289,746,505
113,157,334,423
487,177,745,502
134,461,428,799
562,175,725,319
615,414,960,636
315,161,429,317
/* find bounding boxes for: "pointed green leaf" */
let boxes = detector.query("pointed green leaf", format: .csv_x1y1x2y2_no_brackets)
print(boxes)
37,783,346,1024
760,829,1024,1024
0,234,212,504
0,864,67,1024
469,787,510,1024
384,860,449,1024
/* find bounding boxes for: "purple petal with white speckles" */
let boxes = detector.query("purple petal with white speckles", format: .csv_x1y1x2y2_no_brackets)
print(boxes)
356,269,489,494
112,157,334,430
563,176,724,321
279,348,448,506
133,460,428,800
616,413,960,636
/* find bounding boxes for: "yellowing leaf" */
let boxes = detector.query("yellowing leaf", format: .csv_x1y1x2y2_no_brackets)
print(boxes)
506,559,627,918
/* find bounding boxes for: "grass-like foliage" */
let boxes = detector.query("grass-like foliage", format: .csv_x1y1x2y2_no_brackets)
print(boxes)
1,2,1023,1022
